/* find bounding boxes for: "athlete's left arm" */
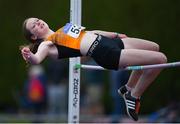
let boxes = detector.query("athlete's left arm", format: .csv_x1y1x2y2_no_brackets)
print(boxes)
88,30,128,39
22,41,53,64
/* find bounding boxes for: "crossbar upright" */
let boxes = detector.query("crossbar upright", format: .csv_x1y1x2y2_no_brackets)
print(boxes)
68,0,82,123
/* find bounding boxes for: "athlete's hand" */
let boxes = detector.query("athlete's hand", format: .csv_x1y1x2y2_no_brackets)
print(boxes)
118,34,128,39
21,47,31,61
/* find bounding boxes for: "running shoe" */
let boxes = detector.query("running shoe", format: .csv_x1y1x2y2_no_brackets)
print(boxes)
123,91,140,121
118,85,128,97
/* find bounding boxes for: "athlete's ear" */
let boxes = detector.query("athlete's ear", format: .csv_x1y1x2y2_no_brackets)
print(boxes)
31,35,37,40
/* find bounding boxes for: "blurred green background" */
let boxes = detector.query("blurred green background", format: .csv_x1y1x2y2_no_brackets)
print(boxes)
0,0,180,115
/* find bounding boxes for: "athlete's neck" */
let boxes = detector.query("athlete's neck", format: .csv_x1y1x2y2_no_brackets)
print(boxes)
44,29,54,39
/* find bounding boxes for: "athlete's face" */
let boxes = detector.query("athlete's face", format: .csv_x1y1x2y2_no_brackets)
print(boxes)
26,18,49,40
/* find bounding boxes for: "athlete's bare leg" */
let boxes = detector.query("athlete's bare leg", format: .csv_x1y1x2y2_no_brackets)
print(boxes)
122,38,160,88
119,48,167,97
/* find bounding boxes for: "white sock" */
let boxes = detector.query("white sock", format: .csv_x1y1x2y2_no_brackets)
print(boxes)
125,85,132,91
131,90,140,99
131,94,139,99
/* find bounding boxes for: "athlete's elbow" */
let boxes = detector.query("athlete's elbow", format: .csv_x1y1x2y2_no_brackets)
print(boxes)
28,60,40,65
31,60,41,65
28,57,42,65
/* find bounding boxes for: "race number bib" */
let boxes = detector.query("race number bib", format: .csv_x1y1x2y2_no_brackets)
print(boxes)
63,23,85,38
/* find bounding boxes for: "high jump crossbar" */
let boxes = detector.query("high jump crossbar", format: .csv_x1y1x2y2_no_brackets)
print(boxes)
75,61,180,71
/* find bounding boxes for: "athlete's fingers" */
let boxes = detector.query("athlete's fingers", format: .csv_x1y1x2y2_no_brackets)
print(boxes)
21,47,30,53
119,34,128,39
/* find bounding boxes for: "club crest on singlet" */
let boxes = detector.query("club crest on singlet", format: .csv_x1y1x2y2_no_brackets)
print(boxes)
63,23,85,38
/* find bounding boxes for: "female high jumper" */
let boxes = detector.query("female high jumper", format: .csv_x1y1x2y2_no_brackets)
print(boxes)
20,17,167,121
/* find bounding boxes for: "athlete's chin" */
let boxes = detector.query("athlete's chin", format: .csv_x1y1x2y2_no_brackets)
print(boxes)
42,27,49,34
44,25,49,32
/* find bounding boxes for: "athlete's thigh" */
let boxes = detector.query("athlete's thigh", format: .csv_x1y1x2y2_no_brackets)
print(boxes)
119,49,166,68
122,38,159,51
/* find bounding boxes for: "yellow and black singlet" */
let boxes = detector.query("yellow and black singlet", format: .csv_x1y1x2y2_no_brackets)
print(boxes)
46,23,86,59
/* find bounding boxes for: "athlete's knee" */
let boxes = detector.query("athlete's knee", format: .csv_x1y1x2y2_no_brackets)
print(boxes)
161,53,168,63
143,40,160,51
156,52,167,64
152,42,160,51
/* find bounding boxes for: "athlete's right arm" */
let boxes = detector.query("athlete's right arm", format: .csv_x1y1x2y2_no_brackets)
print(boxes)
88,30,128,39
21,41,53,64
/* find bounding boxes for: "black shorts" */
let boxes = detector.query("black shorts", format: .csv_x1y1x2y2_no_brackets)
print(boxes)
87,35,124,70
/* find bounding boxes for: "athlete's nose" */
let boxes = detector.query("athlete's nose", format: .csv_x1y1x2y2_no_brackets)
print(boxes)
37,21,41,26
